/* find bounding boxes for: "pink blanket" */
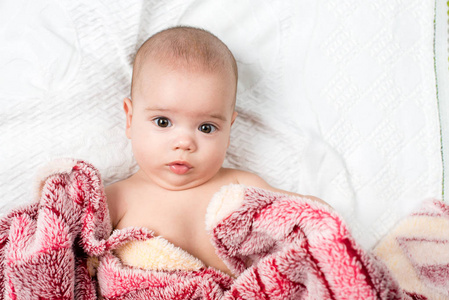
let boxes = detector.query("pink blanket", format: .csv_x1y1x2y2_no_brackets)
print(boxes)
0,160,419,299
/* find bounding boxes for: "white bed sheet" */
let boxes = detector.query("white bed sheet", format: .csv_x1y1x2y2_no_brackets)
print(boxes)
0,0,444,249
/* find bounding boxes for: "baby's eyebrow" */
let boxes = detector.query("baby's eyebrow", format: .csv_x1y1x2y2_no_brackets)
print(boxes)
144,106,169,112
208,114,227,122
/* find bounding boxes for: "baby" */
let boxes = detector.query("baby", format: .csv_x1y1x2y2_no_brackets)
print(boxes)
106,26,325,276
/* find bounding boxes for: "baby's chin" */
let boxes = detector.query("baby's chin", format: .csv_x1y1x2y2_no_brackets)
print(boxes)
136,167,224,192
150,175,214,192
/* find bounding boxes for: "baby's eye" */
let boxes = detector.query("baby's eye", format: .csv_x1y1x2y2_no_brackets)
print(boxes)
153,117,172,128
198,123,217,134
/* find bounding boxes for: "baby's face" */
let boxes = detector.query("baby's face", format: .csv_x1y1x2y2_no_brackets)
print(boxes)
125,59,237,190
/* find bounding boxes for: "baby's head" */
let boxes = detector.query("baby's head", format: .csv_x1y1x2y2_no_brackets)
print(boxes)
125,26,239,190
131,26,238,103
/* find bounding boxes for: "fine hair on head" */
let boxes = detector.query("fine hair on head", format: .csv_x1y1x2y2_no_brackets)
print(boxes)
131,25,238,100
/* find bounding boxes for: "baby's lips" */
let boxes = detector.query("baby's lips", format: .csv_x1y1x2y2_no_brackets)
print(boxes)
168,161,192,175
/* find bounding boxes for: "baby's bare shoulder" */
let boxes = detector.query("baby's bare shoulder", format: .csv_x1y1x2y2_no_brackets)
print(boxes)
213,168,262,187
227,168,272,189
229,168,329,206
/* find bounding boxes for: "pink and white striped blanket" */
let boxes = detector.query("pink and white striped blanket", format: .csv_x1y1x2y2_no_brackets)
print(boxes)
0,160,443,299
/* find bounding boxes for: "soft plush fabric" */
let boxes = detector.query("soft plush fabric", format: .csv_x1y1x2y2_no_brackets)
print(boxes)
114,238,206,271
0,159,435,299
374,199,449,299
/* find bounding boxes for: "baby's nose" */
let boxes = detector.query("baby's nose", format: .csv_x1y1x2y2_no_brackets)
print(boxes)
173,133,197,152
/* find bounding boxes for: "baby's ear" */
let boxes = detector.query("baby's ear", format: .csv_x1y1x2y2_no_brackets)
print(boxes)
231,111,238,126
228,111,238,148
123,98,133,139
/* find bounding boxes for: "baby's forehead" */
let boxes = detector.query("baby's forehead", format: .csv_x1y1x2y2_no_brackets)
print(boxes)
133,59,237,110
134,52,237,94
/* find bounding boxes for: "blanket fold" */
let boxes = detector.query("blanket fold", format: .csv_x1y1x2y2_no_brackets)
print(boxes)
0,159,434,299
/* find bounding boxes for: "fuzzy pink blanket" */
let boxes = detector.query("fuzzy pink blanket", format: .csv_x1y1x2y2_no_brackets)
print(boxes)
0,160,428,299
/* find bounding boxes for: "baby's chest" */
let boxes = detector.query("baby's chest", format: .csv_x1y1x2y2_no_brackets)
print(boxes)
120,193,210,241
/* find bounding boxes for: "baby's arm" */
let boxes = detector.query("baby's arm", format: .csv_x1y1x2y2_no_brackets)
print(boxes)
105,181,128,229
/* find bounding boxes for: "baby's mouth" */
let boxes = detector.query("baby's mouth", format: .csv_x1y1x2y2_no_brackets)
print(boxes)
168,161,192,175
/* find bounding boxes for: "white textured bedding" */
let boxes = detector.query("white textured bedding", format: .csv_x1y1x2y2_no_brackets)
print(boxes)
0,0,446,249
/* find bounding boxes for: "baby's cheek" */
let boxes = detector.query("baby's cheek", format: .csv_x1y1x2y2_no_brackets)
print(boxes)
131,140,152,161
210,145,228,166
